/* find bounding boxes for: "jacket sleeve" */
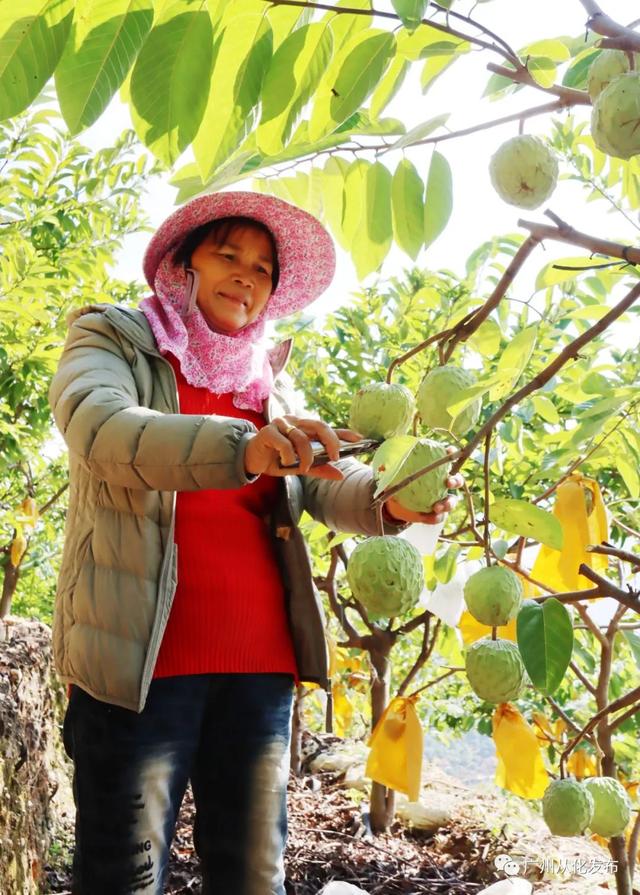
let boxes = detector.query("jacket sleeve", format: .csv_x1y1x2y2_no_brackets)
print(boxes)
302,456,410,537
48,312,259,491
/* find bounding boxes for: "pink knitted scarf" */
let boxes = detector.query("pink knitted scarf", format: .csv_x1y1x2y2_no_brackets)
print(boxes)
139,251,273,413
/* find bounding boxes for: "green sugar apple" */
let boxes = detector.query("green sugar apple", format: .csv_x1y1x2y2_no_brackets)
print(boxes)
489,135,559,209
591,71,640,159
346,536,424,619
583,777,632,838
542,778,594,837
372,436,450,514
349,382,415,440
416,365,481,436
464,637,525,703
464,566,523,627
588,49,639,101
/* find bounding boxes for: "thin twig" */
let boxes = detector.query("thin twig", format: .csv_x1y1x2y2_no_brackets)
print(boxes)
483,433,492,565
559,685,640,776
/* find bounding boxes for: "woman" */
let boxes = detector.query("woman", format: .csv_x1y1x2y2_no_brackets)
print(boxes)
49,191,461,895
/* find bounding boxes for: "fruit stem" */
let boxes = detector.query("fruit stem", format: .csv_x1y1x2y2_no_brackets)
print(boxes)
491,626,497,641
375,502,385,537
483,432,492,566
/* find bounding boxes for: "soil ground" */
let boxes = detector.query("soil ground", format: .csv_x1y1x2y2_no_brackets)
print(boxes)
41,732,630,895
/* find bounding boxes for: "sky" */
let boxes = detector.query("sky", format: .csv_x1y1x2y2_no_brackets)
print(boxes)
80,0,638,352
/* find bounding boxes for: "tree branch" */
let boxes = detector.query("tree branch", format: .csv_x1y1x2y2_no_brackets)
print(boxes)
579,0,640,52
448,276,640,477
587,543,640,569
264,0,516,61
518,212,640,265
397,616,435,696
560,685,640,775
486,62,591,105
577,563,640,613
569,661,598,697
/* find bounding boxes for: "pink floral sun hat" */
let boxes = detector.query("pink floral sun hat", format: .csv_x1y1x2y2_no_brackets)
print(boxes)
138,190,336,413
142,190,336,319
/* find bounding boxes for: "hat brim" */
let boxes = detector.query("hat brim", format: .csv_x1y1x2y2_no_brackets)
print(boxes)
143,191,336,320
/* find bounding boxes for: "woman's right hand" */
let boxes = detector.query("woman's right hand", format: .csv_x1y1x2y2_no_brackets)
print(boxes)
244,416,361,481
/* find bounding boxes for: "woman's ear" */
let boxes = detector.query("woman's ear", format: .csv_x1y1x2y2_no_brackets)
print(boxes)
182,268,200,318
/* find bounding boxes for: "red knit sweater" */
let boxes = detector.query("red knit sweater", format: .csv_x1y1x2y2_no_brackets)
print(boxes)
129,351,296,683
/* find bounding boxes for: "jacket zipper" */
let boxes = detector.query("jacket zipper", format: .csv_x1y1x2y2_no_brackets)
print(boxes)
138,353,179,710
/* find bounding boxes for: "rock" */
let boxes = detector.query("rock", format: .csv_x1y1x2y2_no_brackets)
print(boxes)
395,791,456,830
309,741,369,774
0,616,73,895
477,880,533,894
319,883,368,894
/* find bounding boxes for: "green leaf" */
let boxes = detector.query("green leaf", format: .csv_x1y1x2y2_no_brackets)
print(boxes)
490,499,563,550
617,457,640,498
535,256,603,290
483,63,520,99
532,394,560,424
326,531,354,548
490,324,537,400
562,47,600,89
321,155,351,251
56,0,153,134
391,158,424,261
323,0,371,51
129,1,214,165
468,318,501,357
526,56,557,89
384,112,449,153
351,161,393,279
623,630,640,671
517,598,573,695
391,0,429,31
520,39,570,63
434,543,460,584
370,55,409,118
424,150,452,249
257,21,333,155
192,6,271,181
309,29,395,140
372,435,418,498
0,0,74,120
342,158,370,248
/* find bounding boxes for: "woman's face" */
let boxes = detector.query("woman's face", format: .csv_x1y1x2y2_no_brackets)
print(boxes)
189,224,275,333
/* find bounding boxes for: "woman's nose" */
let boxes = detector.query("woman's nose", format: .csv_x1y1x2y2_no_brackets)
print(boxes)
232,268,255,288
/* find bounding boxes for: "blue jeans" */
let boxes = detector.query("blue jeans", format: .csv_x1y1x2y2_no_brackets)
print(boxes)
62,673,295,895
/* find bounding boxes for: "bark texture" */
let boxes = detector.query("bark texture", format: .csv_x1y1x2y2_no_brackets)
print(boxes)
0,616,72,894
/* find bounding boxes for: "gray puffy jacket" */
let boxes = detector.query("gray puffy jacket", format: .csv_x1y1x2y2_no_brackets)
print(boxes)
48,303,406,712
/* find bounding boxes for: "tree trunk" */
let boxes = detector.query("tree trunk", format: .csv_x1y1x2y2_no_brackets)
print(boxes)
368,636,395,833
0,616,73,894
290,684,305,777
598,727,633,895
0,560,19,619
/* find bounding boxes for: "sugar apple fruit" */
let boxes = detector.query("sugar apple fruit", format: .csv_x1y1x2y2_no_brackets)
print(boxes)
346,536,424,619
583,776,632,838
349,382,415,440
542,778,594,837
591,71,640,159
588,50,639,102
372,437,450,514
464,566,523,627
489,135,559,209
464,637,525,703
416,365,481,436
